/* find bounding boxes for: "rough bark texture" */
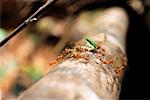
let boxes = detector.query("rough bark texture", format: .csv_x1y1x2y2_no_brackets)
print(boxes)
18,7,128,100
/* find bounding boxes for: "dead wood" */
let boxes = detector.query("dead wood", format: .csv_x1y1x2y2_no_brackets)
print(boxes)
18,7,128,100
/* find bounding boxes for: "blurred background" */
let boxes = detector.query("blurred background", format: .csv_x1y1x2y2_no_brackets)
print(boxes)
0,0,149,99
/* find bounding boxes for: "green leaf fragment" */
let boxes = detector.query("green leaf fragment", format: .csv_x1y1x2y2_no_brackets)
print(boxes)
85,37,96,49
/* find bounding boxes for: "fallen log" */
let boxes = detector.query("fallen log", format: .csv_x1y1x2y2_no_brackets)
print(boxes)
18,7,128,100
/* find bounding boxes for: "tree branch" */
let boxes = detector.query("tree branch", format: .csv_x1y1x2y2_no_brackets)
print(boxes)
18,7,128,100
0,0,57,47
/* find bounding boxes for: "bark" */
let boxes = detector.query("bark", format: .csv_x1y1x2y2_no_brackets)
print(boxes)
18,7,128,100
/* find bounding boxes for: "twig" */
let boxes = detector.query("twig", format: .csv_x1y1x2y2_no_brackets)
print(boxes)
0,0,57,47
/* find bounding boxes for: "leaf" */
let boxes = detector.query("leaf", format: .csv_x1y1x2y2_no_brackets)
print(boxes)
85,37,96,49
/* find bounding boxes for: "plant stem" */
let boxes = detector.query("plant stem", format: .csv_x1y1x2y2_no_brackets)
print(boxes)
0,0,57,47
